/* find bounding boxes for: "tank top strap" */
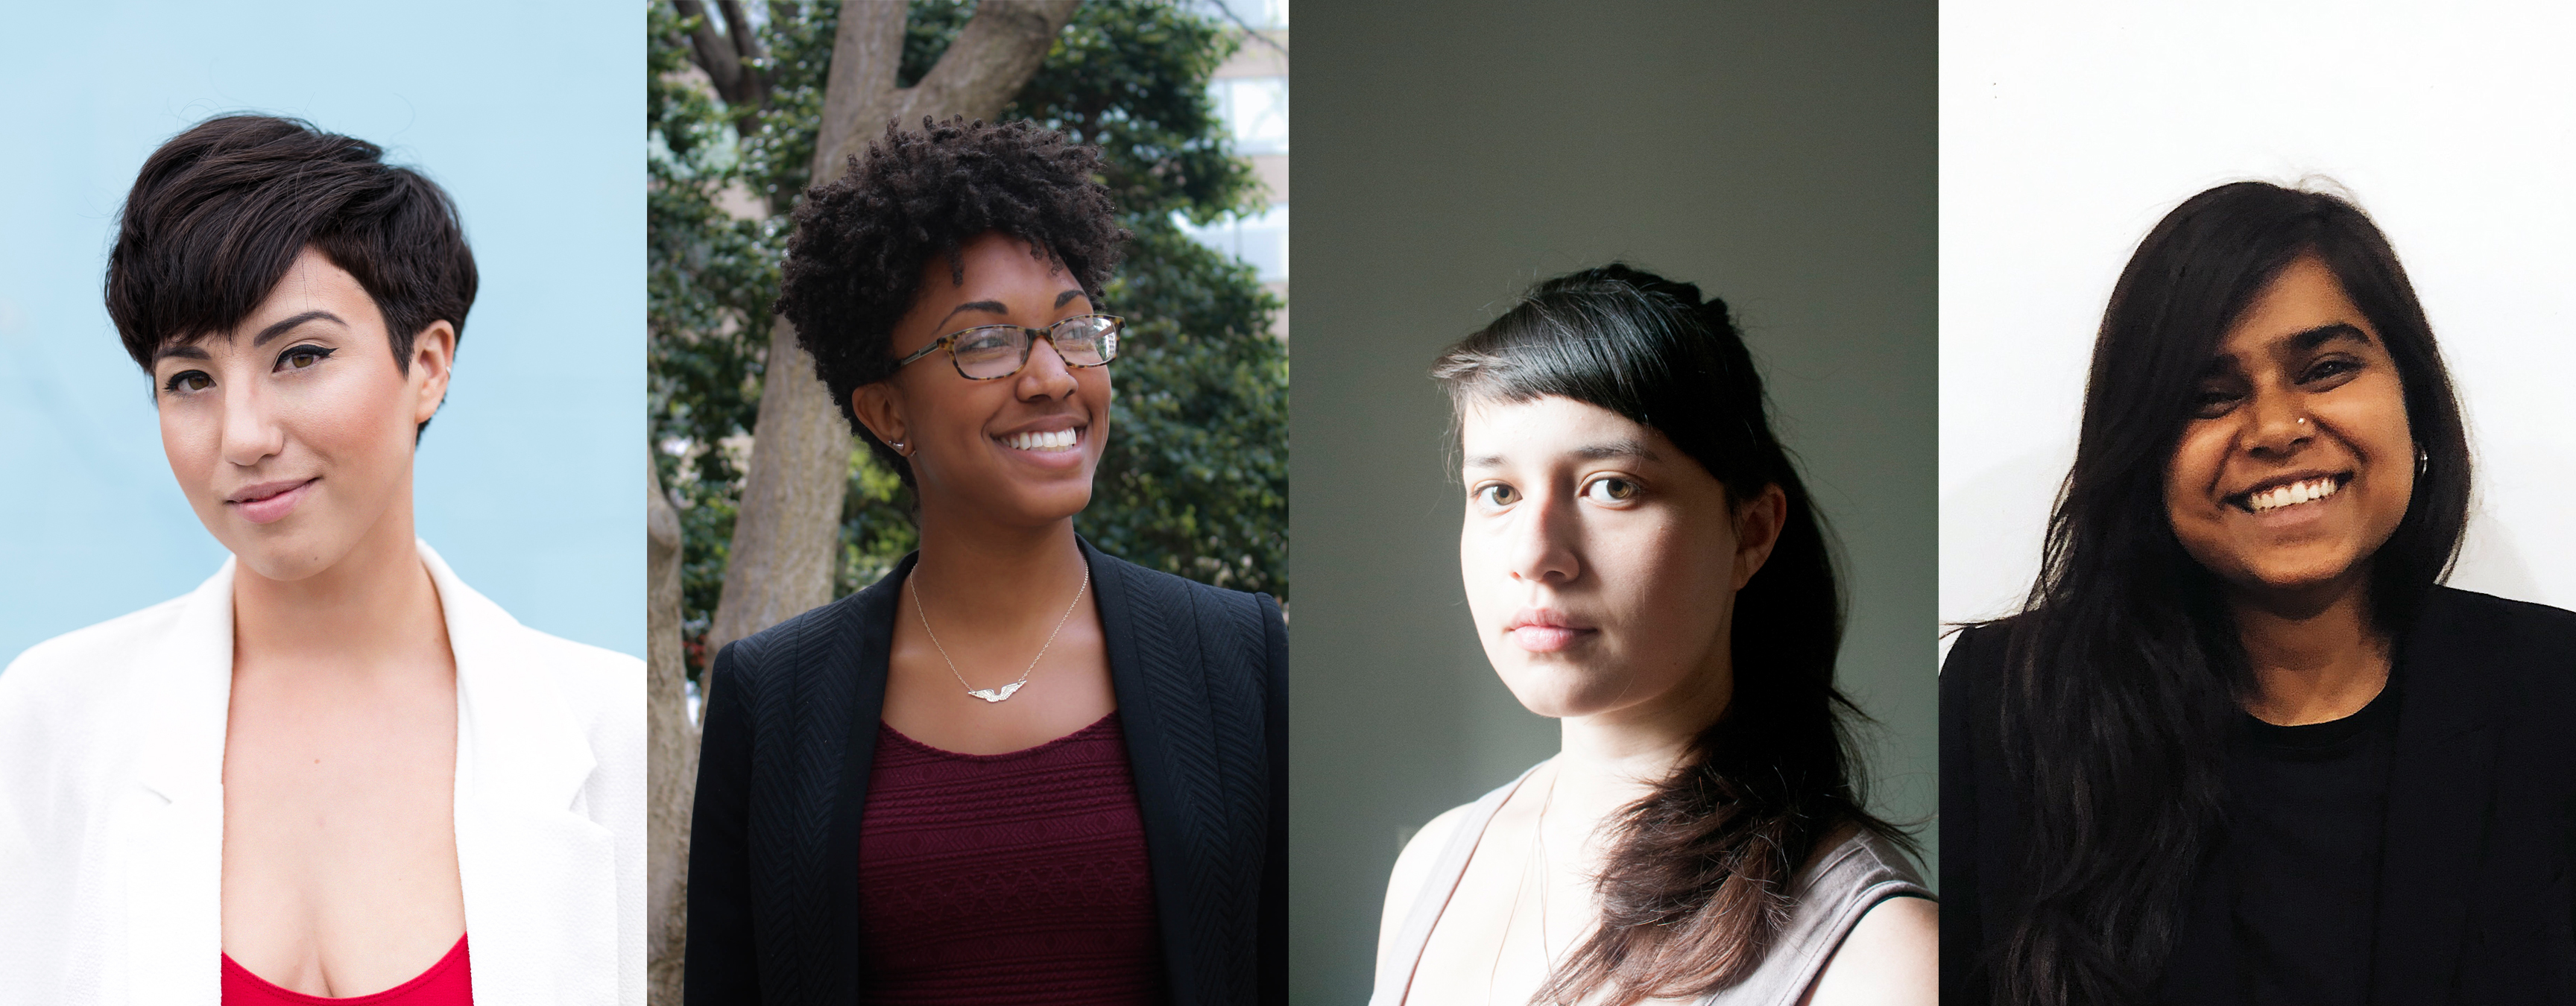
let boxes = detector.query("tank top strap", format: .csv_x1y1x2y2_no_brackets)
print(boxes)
1366,762,1544,1006
1696,828,1933,1005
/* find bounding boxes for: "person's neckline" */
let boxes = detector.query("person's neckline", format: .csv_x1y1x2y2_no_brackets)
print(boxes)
2241,671,2399,750
221,933,467,1003
879,709,1120,762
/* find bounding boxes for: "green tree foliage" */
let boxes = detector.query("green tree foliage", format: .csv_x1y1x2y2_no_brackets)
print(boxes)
650,1,1288,677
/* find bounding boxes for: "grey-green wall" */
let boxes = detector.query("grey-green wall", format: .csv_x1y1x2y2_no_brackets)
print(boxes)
1287,1,1937,999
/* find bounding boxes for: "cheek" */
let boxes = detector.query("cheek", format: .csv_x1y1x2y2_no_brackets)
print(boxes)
2163,428,2229,516
157,405,220,489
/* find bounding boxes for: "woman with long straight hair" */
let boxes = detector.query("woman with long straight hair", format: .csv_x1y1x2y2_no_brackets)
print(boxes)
1373,265,1936,1005
1942,181,2576,1005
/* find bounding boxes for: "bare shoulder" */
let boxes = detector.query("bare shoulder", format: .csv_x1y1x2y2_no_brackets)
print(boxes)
1376,801,1478,975
1799,894,1936,1006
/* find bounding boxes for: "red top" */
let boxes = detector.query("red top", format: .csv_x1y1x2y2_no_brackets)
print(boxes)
221,935,471,1005
858,713,1165,1005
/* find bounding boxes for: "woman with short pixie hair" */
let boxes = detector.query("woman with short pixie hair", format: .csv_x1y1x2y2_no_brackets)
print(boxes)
0,114,643,1005
684,116,1286,1005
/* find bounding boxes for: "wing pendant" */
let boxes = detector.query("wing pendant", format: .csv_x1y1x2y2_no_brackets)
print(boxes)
967,680,1026,703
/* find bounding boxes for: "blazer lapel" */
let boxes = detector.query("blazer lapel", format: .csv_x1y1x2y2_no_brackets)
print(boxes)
819,555,903,1000
1087,539,1267,1006
2369,607,2501,1005
428,545,619,1006
124,562,238,1006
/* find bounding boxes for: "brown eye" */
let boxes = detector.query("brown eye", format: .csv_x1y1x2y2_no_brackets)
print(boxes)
1582,477,1640,504
279,345,334,371
1474,483,1520,510
163,370,212,393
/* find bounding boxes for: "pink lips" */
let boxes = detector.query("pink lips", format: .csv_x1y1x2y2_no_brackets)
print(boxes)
227,478,315,525
1503,609,1594,653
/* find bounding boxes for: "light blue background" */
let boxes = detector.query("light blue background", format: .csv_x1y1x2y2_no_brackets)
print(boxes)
0,2,643,662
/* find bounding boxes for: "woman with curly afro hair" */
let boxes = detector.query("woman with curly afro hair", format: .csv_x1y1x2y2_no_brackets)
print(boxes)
685,117,1287,1006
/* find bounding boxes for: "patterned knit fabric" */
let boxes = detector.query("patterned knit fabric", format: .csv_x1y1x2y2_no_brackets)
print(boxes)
221,936,470,1005
859,713,1166,1005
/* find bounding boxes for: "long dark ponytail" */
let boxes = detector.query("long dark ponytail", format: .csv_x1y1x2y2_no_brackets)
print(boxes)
1986,181,2471,1004
1432,264,1904,1005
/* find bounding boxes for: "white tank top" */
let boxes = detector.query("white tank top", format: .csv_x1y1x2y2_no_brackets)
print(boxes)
1371,763,1933,1005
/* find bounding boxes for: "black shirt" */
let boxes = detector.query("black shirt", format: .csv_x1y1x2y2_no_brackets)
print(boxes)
2158,674,2400,1006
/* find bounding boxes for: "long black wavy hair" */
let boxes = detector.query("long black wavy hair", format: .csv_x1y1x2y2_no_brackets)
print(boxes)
1983,181,2471,1004
1433,264,1904,1005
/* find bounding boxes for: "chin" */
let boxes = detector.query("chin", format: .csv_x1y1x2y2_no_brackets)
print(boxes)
1490,655,1629,720
224,535,348,583
2231,554,2368,597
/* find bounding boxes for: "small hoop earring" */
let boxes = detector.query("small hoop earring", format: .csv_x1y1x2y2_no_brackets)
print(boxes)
2416,446,2431,479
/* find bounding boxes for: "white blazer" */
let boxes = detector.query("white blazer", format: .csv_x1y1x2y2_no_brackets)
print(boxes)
0,541,643,1005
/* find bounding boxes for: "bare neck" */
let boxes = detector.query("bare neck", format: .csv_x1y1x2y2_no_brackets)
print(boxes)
1553,645,1734,827
2231,573,2390,726
230,493,450,677
908,510,1089,633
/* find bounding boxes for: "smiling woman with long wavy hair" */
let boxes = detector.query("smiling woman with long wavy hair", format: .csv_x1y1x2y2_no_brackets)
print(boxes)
1942,181,2576,1005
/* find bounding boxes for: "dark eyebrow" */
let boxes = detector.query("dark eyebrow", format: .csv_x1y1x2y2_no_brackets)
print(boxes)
1572,438,1661,462
151,310,347,365
1055,288,1085,309
251,310,345,348
1462,438,1661,471
2285,322,2373,352
933,300,1011,331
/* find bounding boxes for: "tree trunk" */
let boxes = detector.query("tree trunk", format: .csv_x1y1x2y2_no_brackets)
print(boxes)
652,4,1084,1000
645,449,695,1006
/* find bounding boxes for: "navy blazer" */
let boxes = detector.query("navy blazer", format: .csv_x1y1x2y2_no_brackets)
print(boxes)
1941,586,2576,1005
686,540,1288,1005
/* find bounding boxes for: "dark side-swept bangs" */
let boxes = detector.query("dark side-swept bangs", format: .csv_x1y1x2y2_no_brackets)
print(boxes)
105,115,478,400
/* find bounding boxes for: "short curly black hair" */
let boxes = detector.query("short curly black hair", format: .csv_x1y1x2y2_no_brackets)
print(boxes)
774,116,1129,481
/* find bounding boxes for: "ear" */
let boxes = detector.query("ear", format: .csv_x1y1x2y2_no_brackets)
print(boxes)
850,381,908,453
1731,483,1790,591
408,320,457,428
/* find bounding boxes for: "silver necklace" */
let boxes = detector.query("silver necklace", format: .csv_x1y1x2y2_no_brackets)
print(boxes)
909,565,1090,703
1489,765,1566,1004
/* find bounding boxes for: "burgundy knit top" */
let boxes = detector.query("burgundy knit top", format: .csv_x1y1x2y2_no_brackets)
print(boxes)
858,712,1165,1004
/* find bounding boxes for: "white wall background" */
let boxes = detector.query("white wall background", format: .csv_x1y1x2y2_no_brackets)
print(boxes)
1942,1,2576,654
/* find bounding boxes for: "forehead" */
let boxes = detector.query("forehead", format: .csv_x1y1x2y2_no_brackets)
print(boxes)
1459,395,1663,466
2219,256,2375,355
912,233,1075,304
152,249,382,358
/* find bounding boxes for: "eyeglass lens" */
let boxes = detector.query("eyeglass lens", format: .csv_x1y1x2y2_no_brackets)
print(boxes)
952,317,1120,379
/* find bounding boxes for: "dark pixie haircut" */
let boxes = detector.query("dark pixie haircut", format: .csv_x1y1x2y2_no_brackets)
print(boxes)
774,116,1129,484
1981,181,2468,1005
106,116,478,391
1433,265,1902,1006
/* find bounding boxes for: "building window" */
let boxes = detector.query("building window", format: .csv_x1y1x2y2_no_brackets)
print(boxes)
1178,203,1288,284
1213,77,1288,156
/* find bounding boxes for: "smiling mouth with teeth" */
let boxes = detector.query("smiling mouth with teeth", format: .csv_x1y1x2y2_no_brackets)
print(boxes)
1004,428,1082,452
2236,475,2348,514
